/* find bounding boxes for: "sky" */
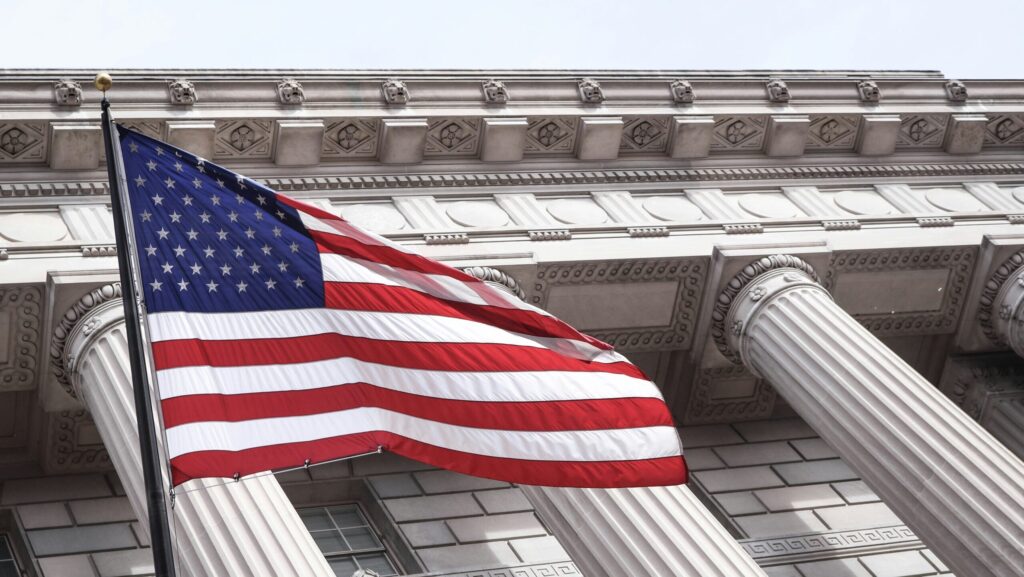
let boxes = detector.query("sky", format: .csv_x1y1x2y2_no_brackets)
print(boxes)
4,0,1023,78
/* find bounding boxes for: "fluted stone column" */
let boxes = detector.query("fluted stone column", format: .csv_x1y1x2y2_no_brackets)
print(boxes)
52,284,333,577
521,485,768,577
715,255,1024,577
460,266,767,577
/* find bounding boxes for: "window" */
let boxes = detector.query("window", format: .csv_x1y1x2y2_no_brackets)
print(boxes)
0,536,19,577
298,504,399,576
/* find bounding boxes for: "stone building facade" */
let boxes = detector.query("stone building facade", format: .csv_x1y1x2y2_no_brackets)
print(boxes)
0,70,1022,577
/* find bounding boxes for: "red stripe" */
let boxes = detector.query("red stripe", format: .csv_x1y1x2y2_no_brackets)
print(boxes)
324,282,609,351
160,383,673,430
152,334,647,379
311,229,480,280
169,431,688,488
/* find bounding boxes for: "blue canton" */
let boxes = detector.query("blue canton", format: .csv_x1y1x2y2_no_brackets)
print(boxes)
118,126,325,314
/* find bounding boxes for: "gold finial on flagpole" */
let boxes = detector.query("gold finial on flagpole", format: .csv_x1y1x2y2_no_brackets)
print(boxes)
94,72,113,93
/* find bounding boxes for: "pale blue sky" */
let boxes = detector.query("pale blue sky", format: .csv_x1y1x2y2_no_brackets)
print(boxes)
6,0,1022,77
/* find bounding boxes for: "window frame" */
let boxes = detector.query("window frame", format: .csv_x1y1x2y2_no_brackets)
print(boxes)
296,502,402,576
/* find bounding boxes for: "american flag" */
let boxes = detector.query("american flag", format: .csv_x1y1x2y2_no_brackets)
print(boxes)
117,125,687,488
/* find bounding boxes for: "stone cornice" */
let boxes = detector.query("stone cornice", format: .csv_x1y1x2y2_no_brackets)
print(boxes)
4,162,1024,200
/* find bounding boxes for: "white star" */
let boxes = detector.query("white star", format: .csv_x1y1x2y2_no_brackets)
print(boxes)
261,244,272,256
216,178,225,188
186,228,199,241
177,279,189,292
254,211,264,221
169,211,182,223
236,281,248,292
233,246,245,258
211,195,222,206
216,229,228,241
289,242,300,253
250,262,261,274
190,262,202,275
146,160,157,171
196,160,206,174
256,194,267,206
235,194,245,204
206,280,219,292
144,245,157,256
199,211,211,224
152,193,164,205
149,280,163,291
192,177,202,189
164,178,175,189
173,245,187,257
157,227,170,240
220,264,232,276
237,176,247,190
155,146,164,156
129,142,139,153
174,161,184,172
277,261,289,272
182,194,194,206
294,277,305,288
244,227,256,239
275,210,286,220
134,175,146,187
228,211,239,223
139,210,152,222
161,262,174,274
272,226,282,238
203,246,216,259
265,278,277,290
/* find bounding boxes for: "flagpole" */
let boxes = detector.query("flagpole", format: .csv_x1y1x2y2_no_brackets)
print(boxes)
96,72,177,577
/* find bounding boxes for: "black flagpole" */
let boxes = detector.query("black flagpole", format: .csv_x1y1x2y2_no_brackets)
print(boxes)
97,73,177,577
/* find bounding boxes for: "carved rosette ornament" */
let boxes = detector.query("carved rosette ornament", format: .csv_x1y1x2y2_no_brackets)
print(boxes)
50,283,124,398
766,78,790,102
671,79,695,104
54,79,83,106
710,255,821,364
168,79,198,105
946,79,969,102
857,80,881,103
460,266,526,301
578,78,604,103
481,79,509,104
277,78,305,104
381,79,409,105
979,250,1024,356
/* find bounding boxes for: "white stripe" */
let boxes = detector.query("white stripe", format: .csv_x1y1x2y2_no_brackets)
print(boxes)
165,407,682,462
300,210,418,255
322,252,491,306
157,357,660,401
147,308,628,364
304,215,554,316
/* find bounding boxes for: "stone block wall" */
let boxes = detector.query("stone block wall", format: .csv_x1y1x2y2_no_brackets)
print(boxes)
685,417,956,577
278,452,579,576
0,472,153,577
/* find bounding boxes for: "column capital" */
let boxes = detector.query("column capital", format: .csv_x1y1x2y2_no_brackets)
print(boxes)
711,254,822,365
460,265,526,301
979,249,1024,356
49,282,124,399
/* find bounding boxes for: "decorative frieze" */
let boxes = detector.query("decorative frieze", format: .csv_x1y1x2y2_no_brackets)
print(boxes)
214,119,273,160
0,122,47,164
43,409,111,473
806,115,860,150
712,116,767,151
425,118,481,157
0,286,41,392
532,258,707,351
620,117,669,154
525,117,578,155
897,114,949,149
322,119,379,159
685,365,776,424
823,247,975,337
741,526,919,562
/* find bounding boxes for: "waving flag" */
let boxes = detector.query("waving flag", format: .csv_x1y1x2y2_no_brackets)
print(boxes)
116,125,687,488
